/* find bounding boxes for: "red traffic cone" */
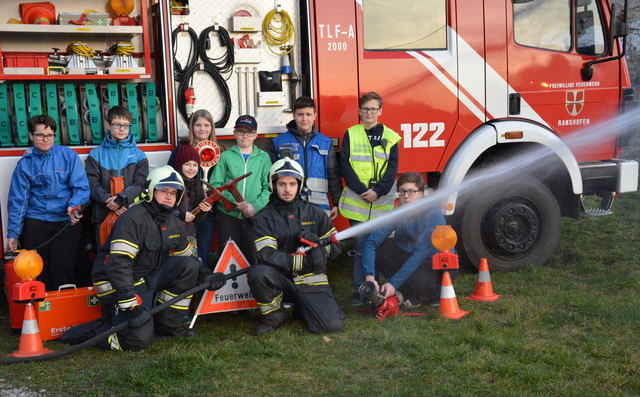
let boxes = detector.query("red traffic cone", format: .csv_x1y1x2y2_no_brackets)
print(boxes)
439,271,468,319
7,302,53,358
466,258,501,302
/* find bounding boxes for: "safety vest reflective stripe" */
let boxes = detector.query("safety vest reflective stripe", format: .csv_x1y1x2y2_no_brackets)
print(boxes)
157,290,192,310
255,236,277,251
374,151,389,160
293,273,329,286
111,239,139,259
350,154,372,162
440,284,456,299
291,254,303,273
339,187,396,221
477,270,491,283
257,292,283,315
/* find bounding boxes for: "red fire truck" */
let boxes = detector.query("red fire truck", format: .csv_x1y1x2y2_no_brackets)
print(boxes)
0,0,637,271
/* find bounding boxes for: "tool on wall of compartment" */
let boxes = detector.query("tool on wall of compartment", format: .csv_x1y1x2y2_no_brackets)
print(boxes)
173,19,232,128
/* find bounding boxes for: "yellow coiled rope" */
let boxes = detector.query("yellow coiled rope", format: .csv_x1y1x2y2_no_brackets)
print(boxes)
262,7,296,56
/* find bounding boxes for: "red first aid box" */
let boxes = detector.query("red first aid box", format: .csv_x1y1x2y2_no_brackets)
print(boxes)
36,284,102,341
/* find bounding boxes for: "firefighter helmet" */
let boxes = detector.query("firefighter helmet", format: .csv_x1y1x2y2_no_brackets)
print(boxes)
268,157,304,193
144,165,185,205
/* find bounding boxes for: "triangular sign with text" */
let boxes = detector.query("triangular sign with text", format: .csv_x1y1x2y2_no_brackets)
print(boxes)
190,239,256,328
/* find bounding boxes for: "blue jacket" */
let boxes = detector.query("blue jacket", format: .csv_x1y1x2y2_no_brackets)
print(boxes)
7,144,90,238
85,133,148,224
271,121,341,212
361,205,448,288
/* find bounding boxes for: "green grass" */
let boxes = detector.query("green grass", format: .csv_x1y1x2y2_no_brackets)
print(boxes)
1,191,639,396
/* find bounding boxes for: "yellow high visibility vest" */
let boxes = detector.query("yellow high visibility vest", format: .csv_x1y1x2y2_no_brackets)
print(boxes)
338,124,401,221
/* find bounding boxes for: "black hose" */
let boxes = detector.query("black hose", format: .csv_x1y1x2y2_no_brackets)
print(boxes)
198,25,234,78
0,267,250,365
172,26,199,82
176,62,232,128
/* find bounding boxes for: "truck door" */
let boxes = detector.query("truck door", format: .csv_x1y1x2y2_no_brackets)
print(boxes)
353,0,460,172
506,0,620,161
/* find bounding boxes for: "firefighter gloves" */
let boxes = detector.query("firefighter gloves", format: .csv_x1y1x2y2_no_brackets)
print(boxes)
207,272,227,291
127,307,151,328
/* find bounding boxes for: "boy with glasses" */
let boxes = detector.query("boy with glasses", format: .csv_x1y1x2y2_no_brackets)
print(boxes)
6,114,90,290
209,115,271,265
86,105,149,247
360,172,450,308
338,91,401,306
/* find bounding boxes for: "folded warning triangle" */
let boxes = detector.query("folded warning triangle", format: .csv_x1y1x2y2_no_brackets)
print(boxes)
190,239,256,328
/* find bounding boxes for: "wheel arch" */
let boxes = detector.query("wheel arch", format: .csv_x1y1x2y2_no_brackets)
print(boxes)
439,120,583,218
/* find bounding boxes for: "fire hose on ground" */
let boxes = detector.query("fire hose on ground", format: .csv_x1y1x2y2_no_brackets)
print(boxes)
0,267,249,365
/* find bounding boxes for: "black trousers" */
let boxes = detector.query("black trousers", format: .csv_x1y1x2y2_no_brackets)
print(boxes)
375,238,456,303
101,255,201,351
216,211,257,266
248,265,344,334
21,217,81,291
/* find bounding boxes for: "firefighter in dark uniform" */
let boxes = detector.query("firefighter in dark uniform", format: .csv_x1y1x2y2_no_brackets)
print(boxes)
249,158,345,335
91,165,222,350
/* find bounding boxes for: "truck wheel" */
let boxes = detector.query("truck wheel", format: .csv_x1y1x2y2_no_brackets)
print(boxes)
458,176,561,271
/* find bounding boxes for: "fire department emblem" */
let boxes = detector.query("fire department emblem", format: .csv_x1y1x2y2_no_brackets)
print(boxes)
565,90,584,116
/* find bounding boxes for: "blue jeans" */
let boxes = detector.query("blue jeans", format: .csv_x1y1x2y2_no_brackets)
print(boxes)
349,219,369,289
196,210,216,267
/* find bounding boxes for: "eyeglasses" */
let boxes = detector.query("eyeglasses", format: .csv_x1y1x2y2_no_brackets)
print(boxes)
398,189,421,196
359,107,380,114
111,123,131,130
156,190,178,197
234,130,257,137
32,133,55,141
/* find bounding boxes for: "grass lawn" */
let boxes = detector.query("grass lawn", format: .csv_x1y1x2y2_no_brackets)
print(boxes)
1,189,638,396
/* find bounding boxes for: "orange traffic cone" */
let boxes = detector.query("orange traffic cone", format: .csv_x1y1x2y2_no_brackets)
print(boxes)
466,258,501,302
439,271,468,319
7,302,53,358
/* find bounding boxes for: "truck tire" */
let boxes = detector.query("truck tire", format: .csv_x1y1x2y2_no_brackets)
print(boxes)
457,175,561,271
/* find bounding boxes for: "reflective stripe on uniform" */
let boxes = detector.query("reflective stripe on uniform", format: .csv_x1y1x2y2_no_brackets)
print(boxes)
157,290,192,311
293,273,329,286
118,297,138,310
172,243,193,257
110,239,139,259
291,254,303,273
255,236,277,251
94,280,115,297
350,154,372,162
257,292,283,315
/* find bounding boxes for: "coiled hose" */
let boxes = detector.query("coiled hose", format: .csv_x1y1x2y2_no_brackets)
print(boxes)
198,25,234,78
176,62,232,128
262,7,296,56
172,25,199,82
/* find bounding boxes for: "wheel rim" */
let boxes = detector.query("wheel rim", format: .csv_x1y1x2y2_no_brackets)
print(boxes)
481,196,540,260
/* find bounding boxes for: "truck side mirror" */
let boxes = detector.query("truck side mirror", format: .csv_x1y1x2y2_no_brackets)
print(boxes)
607,3,628,56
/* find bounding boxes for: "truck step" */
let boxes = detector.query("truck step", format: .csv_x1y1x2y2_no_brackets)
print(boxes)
584,208,614,216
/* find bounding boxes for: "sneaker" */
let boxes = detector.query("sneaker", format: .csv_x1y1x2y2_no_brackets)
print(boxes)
426,298,440,307
401,299,422,309
254,322,280,336
350,292,366,307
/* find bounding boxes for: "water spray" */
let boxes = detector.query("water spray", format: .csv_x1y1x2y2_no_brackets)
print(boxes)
333,110,639,244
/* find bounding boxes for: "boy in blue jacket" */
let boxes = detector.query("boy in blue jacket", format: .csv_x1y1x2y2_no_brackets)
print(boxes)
5,115,90,290
85,105,149,246
360,172,452,308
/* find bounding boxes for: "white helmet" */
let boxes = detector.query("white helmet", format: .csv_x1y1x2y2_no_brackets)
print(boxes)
268,157,304,193
144,165,185,205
